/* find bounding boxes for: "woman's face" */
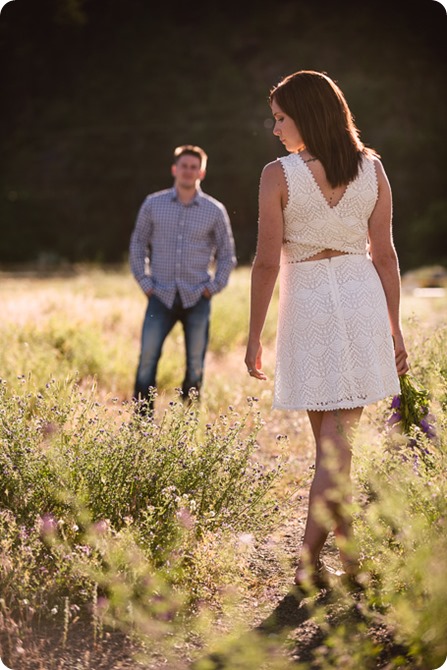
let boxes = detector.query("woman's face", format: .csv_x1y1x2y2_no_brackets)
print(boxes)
271,99,304,153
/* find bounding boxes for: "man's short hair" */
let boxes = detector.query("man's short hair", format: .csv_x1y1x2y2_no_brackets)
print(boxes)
173,145,208,170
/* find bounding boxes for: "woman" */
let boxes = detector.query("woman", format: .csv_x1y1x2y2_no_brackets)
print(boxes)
245,70,409,590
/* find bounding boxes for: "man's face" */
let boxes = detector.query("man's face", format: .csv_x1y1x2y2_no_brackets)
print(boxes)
172,155,205,189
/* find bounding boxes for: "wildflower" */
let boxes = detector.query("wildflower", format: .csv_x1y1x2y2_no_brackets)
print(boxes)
78,545,92,556
96,596,110,614
390,395,401,409
386,373,437,443
420,418,436,439
92,519,110,535
387,411,402,427
39,513,58,537
176,507,196,530
188,388,199,400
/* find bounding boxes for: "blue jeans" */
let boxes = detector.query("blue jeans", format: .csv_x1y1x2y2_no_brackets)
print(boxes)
133,292,211,408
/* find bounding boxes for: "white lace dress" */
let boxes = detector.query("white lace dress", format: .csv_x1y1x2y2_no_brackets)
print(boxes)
273,153,400,411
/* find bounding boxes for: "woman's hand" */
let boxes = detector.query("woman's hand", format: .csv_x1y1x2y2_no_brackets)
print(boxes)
245,340,267,380
393,332,409,376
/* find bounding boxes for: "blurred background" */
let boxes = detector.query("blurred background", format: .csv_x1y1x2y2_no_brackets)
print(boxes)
0,0,446,271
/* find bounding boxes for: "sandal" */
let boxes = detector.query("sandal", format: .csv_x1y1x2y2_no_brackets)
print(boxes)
340,558,366,592
294,558,332,591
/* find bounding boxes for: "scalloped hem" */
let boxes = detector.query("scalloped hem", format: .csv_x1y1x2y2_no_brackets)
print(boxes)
272,391,397,413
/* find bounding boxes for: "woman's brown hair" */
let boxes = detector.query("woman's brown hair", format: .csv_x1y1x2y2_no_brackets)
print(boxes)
269,70,377,187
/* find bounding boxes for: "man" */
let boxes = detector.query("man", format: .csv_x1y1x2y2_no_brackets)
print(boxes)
129,145,236,411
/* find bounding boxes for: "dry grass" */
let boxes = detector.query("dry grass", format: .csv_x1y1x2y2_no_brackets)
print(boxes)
1,263,445,517
1,264,446,670
0,263,445,527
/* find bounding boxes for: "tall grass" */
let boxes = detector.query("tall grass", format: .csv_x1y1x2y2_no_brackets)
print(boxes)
0,265,446,669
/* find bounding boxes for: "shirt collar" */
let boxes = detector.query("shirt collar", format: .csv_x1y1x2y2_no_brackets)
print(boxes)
171,186,202,206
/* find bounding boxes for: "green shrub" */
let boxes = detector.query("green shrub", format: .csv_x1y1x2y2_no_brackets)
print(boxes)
0,377,282,616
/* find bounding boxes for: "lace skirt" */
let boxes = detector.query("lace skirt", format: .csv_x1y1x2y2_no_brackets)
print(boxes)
273,254,400,411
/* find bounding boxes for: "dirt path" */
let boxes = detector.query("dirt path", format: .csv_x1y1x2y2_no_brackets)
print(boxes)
16,516,408,670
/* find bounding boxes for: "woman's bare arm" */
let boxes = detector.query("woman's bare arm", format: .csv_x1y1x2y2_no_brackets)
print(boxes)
368,158,409,375
245,160,285,379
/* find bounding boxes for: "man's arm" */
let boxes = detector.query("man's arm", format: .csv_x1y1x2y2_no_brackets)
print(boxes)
205,206,236,296
129,198,155,296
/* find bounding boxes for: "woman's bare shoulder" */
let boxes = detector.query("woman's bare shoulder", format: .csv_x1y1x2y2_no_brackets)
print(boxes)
259,159,288,208
260,158,287,184
370,155,390,189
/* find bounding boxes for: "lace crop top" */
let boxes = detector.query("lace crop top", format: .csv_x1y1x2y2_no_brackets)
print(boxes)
279,153,378,263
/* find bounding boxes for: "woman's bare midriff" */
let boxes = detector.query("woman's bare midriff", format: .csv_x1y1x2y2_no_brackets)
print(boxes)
304,249,350,262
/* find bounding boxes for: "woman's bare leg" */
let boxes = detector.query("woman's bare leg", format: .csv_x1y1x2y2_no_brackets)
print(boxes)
295,407,363,580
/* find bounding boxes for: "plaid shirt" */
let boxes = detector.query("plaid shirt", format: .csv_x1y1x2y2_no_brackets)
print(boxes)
129,187,236,308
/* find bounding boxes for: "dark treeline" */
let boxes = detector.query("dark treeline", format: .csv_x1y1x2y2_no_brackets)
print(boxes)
1,0,446,270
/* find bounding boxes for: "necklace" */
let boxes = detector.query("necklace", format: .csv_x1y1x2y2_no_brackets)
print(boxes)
298,149,318,164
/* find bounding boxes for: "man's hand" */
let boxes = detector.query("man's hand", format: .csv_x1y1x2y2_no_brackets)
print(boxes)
202,288,212,299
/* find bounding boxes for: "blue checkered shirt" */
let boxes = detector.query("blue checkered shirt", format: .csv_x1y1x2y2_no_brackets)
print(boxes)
129,187,236,308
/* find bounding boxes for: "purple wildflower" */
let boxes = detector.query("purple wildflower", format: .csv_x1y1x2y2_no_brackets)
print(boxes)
420,419,436,439
412,453,419,473
387,411,402,426
391,395,401,409
420,418,429,432
92,519,110,535
39,513,58,537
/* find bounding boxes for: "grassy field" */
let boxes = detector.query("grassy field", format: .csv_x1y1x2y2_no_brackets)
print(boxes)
0,264,446,670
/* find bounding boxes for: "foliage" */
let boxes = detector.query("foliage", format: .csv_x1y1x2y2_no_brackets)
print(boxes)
1,267,447,669
352,434,447,669
0,376,282,565
348,323,447,670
